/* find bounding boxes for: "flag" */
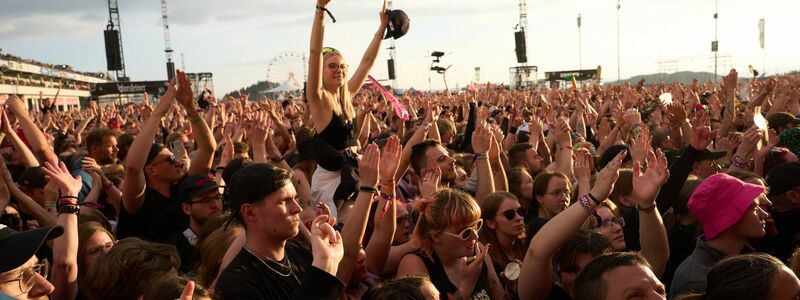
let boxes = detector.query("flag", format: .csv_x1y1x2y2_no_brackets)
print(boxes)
758,19,765,49
367,75,408,121
577,14,582,28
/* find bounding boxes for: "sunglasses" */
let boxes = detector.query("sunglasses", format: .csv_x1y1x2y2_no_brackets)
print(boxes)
441,219,483,241
150,155,176,166
496,207,526,221
322,47,340,55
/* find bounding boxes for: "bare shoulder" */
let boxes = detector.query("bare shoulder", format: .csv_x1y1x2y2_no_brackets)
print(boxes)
397,252,428,277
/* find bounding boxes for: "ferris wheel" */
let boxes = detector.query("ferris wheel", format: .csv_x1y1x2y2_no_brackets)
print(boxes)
265,51,307,95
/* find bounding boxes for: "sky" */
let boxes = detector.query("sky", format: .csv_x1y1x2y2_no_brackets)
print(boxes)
2,0,799,95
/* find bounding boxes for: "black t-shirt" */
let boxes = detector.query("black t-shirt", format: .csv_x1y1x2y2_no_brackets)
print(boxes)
525,216,548,244
215,239,345,300
411,250,491,300
164,229,197,274
116,186,187,242
546,284,571,300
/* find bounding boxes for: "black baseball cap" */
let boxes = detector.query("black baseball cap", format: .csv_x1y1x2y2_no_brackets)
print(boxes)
384,9,410,40
177,175,218,203
18,167,47,190
766,162,800,197
226,163,292,228
0,224,63,273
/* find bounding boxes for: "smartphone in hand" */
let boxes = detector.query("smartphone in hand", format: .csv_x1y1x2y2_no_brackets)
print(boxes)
172,139,187,160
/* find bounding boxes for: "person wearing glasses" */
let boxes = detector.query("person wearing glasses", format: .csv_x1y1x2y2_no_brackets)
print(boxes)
165,175,223,273
527,171,572,238
518,148,671,300
118,70,217,243
397,188,503,300
307,0,388,219
0,223,61,299
478,191,527,299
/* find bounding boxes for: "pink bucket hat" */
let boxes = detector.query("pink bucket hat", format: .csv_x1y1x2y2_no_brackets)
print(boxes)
688,173,765,239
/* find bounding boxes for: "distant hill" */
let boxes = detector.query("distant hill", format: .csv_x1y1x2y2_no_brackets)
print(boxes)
615,71,722,85
223,80,279,100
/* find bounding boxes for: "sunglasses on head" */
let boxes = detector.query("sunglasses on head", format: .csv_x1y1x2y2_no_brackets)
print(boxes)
441,219,483,241
322,47,340,56
497,207,526,220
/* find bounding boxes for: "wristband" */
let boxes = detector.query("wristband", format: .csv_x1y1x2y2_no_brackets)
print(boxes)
58,196,79,206
473,152,488,161
57,204,80,215
730,155,751,169
586,193,600,205
315,5,337,23
379,190,395,201
83,202,104,210
637,203,657,213
359,186,378,194
579,194,596,214
189,115,203,124
269,155,285,163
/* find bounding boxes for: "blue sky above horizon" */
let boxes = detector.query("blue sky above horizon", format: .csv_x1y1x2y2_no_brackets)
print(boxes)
2,0,798,95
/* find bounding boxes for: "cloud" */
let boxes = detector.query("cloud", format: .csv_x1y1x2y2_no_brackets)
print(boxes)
0,14,100,40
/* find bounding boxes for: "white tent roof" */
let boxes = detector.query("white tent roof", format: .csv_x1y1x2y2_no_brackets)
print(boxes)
267,80,302,93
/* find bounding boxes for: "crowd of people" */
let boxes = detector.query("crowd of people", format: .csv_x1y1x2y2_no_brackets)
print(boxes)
3,1,800,299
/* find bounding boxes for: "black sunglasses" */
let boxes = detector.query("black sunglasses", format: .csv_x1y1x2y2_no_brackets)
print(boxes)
496,207,526,220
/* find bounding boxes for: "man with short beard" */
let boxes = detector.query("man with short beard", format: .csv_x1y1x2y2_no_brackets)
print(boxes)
164,175,223,273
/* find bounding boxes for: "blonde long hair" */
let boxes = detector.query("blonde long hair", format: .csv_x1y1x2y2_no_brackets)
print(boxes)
322,52,356,120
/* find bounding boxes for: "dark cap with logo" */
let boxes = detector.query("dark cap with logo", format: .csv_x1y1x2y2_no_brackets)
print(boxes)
177,175,219,203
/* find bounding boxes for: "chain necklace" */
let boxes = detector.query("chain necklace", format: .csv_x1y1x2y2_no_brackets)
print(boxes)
243,243,299,284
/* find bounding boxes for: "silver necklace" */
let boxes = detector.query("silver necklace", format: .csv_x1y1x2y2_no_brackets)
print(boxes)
243,244,295,278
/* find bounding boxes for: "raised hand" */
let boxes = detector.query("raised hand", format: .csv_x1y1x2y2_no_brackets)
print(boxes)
359,143,380,188
418,164,441,198
573,148,592,182
154,79,177,115
690,111,717,151
631,149,669,205
176,70,195,110
0,109,13,134
309,215,344,275
630,126,652,166
379,0,389,27
471,123,492,154
459,242,490,297
41,161,82,197
5,94,27,116
249,111,271,144
553,117,572,147
736,126,763,159
591,150,626,200
379,136,401,182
